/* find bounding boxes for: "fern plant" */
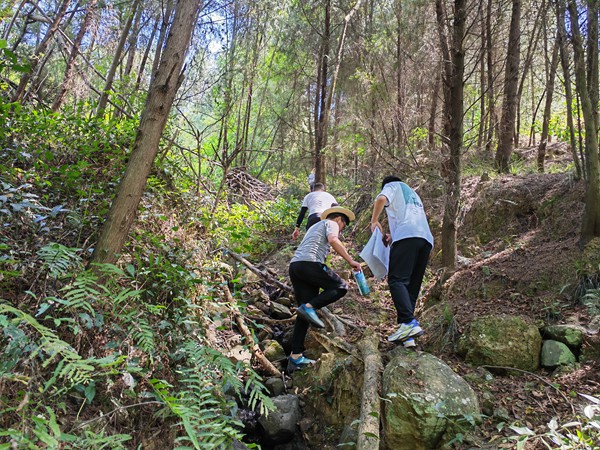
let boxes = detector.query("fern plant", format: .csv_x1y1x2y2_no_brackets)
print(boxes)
149,342,273,449
37,243,83,279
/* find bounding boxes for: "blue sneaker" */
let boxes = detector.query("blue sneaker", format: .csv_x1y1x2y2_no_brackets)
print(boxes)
387,319,424,342
287,355,316,373
296,304,325,328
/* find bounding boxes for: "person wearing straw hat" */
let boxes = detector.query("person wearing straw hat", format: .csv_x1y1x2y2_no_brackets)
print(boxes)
287,206,362,373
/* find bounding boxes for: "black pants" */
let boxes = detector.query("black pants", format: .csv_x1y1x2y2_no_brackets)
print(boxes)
306,213,321,230
388,237,432,324
289,261,348,353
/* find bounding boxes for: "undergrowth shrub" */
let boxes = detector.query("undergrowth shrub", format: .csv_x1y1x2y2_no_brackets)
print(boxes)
201,197,298,257
0,259,272,449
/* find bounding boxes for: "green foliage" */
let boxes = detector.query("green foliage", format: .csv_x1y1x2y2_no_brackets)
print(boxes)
151,343,273,449
201,197,298,256
0,101,135,211
1,251,273,448
37,243,83,279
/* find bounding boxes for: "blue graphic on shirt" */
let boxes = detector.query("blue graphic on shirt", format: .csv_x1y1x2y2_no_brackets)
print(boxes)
401,183,422,207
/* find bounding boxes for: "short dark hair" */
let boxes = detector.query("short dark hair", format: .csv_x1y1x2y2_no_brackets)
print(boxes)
313,182,325,191
381,176,402,189
327,212,350,226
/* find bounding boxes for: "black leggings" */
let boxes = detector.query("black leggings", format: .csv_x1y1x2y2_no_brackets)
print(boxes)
289,261,348,353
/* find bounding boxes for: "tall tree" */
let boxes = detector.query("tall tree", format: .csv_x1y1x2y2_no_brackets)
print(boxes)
52,0,98,111
436,0,466,269
313,0,364,185
96,0,140,116
566,0,600,245
91,0,200,265
11,0,72,103
555,0,582,180
495,0,521,173
536,34,559,172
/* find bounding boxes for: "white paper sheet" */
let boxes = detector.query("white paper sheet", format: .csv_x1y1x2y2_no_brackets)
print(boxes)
359,228,390,280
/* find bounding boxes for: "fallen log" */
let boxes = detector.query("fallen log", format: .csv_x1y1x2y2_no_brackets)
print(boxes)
357,332,382,450
224,249,293,293
223,285,282,377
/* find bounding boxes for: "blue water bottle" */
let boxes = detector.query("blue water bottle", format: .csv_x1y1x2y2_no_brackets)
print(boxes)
353,270,370,296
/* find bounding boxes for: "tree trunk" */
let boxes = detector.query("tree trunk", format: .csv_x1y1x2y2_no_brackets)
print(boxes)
586,0,599,130
135,14,160,92
567,0,600,245
395,0,405,149
11,0,72,103
514,1,544,148
437,0,465,270
495,0,520,173
90,0,200,266
477,3,485,150
151,0,175,81
314,0,331,186
52,0,98,111
124,5,143,78
485,0,497,154
537,37,559,173
96,0,140,116
555,0,582,180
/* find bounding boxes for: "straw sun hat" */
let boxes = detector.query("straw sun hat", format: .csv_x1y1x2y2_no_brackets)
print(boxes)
320,206,355,222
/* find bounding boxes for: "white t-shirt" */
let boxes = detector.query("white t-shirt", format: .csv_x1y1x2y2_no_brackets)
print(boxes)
301,191,337,215
378,181,434,246
291,219,339,263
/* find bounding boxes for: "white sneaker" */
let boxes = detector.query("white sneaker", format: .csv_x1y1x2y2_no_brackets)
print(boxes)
387,319,424,342
403,338,416,348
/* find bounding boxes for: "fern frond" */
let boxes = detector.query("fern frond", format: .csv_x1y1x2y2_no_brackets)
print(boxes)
0,304,98,393
37,243,82,278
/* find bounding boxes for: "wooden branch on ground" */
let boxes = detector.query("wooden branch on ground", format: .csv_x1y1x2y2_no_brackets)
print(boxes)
357,332,382,450
223,285,282,377
225,249,293,293
321,307,346,336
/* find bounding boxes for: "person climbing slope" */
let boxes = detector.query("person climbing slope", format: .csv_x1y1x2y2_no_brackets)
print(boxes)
369,175,433,348
287,206,362,372
292,182,338,239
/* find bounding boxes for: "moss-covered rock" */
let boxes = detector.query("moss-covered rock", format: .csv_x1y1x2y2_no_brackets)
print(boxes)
382,350,481,450
540,340,577,368
457,315,541,371
543,324,585,348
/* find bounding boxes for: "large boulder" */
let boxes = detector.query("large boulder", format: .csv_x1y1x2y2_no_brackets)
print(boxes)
382,350,481,450
457,315,541,371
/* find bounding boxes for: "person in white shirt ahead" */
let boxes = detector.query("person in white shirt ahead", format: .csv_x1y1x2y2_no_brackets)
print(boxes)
369,176,434,346
292,182,338,239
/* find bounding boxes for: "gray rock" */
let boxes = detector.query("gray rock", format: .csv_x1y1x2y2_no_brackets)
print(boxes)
338,422,358,447
543,324,585,348
264,377,286,397
382,351,481,450
541,339,577,368
258,394,300,444
457,315,541,371
270,302,293,319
